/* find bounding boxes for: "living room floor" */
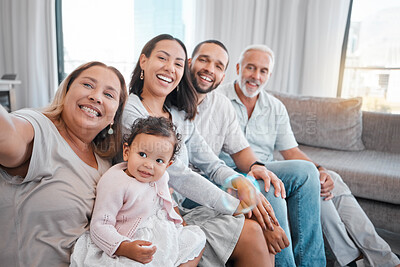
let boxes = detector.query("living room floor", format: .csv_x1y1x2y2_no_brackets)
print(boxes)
377,228,400,257
356,228,400,266
328,228,400,266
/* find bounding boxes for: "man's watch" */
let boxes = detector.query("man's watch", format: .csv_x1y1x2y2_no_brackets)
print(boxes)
249,161,266,172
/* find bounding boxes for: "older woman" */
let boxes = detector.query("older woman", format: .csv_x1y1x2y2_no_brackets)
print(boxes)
122,34,275,266
0,61,127,266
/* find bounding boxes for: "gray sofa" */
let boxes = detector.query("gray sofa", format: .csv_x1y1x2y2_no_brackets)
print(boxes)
269,91,400,252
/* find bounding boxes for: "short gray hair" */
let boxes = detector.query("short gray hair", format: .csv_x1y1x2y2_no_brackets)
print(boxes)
238,44,275,73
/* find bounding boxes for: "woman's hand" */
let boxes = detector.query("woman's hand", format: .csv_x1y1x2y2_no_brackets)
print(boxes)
251,193,279,231
232,175,279,231
115,240,157,264
232,176,259,215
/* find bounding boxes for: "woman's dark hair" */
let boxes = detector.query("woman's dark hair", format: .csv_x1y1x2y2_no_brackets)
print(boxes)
124,116,181,160
129,34,198,120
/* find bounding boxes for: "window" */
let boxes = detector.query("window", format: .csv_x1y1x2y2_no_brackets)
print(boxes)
340,0,400,113
57,0,195,85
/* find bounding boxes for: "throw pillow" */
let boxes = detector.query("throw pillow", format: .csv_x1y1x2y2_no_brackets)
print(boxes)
269,91,365,151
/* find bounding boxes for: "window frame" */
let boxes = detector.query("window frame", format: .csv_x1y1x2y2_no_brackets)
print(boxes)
337,0,353,97
55,0,65,85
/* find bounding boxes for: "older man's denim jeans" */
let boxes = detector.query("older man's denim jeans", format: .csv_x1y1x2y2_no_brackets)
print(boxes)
260,160,326,267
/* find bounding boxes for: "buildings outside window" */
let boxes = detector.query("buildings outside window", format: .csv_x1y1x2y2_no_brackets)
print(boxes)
341,0,400,113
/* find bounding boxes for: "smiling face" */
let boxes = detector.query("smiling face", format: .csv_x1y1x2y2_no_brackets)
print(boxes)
61,65,121,137
122,133,174,183
189,42,228,94
139,39,186,98
237,49,273,98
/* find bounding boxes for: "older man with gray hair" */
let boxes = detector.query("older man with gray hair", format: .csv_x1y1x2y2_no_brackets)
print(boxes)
218,44,400,267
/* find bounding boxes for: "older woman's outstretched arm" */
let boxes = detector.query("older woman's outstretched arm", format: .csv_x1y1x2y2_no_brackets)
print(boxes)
0,105,34,168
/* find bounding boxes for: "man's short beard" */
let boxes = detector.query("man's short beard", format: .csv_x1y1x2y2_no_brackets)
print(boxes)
191,72,221,94
238,70,268,98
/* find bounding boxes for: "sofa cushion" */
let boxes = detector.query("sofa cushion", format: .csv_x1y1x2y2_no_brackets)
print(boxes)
297,145,400,205
269,91,365,151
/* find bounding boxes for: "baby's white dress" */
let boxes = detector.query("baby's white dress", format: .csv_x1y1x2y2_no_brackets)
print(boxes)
70,197,205,266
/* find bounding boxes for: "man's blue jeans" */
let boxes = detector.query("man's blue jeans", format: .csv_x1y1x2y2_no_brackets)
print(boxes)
261,160,326,267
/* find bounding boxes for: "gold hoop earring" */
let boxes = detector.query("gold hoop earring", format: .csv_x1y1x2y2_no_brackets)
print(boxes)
140,70,144,80
108,123,114,135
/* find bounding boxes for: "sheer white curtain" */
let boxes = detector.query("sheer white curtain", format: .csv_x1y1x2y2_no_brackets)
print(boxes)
193,0,350,97
0,0,57,109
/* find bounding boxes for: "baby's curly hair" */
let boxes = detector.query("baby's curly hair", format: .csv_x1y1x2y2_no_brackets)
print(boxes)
124,116,181,160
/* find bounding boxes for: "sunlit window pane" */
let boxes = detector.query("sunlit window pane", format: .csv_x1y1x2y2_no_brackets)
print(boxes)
62,0,135,82
342,0,400,113
61,0,194,85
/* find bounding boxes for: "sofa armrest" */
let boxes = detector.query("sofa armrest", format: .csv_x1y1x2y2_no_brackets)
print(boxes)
362,111,400,153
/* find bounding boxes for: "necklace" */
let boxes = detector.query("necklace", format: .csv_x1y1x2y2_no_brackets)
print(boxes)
142,98,172,120
142,99,163,117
